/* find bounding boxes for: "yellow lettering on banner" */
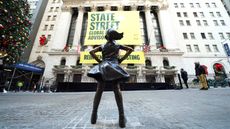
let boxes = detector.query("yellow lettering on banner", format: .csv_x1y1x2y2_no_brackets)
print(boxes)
80,51,145,64
84,11,141,46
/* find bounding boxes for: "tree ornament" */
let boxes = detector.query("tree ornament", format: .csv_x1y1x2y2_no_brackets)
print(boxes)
0,24,4,29
0,50,8,58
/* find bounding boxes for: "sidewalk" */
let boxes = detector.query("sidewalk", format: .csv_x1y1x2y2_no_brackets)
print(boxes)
0,88,230,129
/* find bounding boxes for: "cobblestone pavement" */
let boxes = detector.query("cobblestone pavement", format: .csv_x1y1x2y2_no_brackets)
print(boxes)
1,88,230,129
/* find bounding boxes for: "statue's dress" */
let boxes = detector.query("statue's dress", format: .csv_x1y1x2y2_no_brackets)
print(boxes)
87,41,129,82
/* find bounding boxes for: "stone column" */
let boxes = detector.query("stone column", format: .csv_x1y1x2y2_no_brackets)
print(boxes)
157,8,178,49
145,7,157,49
104,5,110,11
72,7,84,49
51,7,73,50
118,4,123,11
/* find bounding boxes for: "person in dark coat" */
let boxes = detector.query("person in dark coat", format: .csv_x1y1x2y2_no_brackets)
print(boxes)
195,62,208,90
87,28,133,128
180,68,189,88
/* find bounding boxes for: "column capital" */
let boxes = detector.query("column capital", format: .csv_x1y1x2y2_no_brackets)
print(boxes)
104,4,110,11
145,5,151,11
157,0,169,9
61,6,72,12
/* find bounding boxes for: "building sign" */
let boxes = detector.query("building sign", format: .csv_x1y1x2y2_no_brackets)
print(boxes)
84,11,141,45
80,51,145,64
223,42,230,57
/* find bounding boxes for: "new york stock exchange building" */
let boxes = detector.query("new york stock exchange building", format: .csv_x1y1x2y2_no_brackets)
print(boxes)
28,0,230,91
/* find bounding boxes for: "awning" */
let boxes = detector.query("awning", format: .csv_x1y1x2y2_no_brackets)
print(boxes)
13,63,44,73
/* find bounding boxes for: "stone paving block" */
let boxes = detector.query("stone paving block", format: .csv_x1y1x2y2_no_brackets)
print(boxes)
1,89,230,129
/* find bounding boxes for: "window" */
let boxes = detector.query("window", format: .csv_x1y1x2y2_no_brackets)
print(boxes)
219,33,225,40
226,33,230,39
47,35,51,41
179,20,184,26
174,3,179,8
205,45,211,52
203,20,208,26
145,59,152,66
55,7,59,12
186,45,192,52
52,15,57,21
220,20,226,26
80,13,88,47
213,45,219,52
111,6,118,11
213,20,218,26
183,12,188,17
50,25,54,30
180,3,185,8
163,58,169,66
199,12,204,17
196,20,201,26
210,12,214,17
196,3,200,8
35,1,38,6
190,33,195,39
190,3,194,8
183,33,188,39
44,25,48,30
216,12,221,17
193,12,198,17
212,3,217,8
52,0,56,3
47,16,51,21
177,12,181,17
208,33,214,40
139,12,148,45
97,6,105,11
186,20,191,26
205,3,210,8
66,9,78,47
194,45,200,52
49,7,54,12
60,58,66,66
201,33,206,39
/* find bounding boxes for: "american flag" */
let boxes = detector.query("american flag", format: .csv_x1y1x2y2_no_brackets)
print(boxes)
62,44,69,52
76,44,81,54
143,44,150,53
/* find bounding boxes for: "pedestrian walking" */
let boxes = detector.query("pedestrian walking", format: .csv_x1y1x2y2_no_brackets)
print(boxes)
87,28,133,128
195,62,208,90
180,68,189,88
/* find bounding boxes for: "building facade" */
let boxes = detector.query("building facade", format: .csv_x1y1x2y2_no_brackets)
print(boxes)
221,0,230,16
28,0,40,15
28,0,230,87
21,0,48,63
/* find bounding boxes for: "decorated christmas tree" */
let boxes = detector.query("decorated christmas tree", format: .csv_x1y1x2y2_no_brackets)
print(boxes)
0,0,31,65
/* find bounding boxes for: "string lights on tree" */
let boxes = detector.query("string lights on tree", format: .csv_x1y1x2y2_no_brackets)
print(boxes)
0,0,32,64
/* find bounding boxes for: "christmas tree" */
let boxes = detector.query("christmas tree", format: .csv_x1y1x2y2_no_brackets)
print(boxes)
0,0,31,65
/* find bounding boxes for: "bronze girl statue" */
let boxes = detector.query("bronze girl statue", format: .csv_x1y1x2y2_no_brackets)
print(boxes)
87,28,133,128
